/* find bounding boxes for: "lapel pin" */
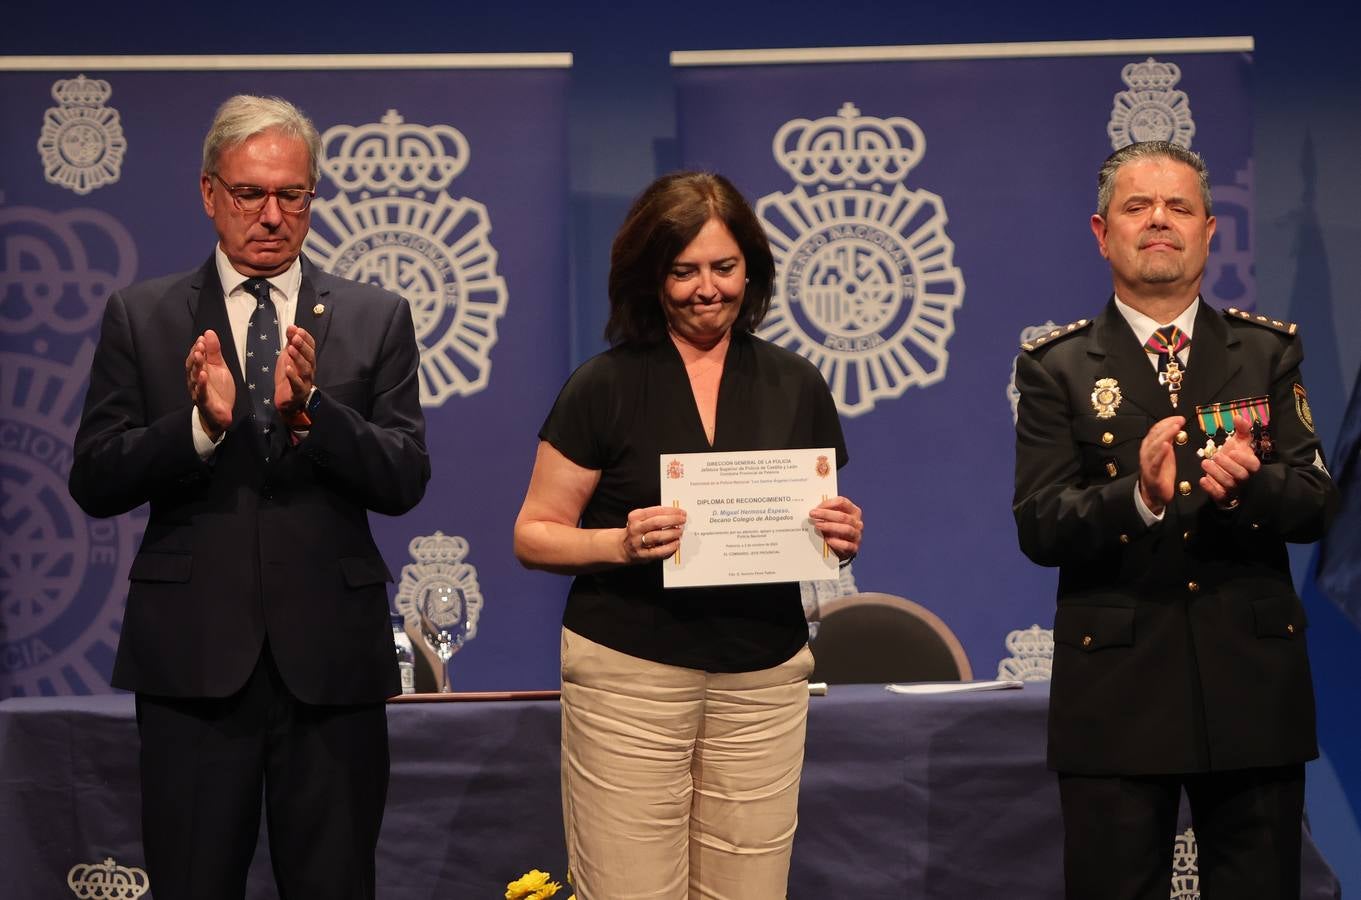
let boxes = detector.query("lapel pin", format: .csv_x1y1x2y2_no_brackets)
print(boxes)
312,303,325,316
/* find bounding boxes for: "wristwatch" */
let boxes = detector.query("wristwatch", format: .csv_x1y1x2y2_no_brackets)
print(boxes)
285,387,320,429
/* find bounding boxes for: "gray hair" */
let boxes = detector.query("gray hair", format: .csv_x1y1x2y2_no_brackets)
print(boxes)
201,95,321,186
1096,141,1212,218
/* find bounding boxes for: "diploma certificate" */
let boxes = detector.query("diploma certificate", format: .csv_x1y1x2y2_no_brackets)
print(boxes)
660,448,839,588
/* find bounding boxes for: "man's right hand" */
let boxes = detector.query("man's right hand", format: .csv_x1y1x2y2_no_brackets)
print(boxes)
1138,415,1186,516
186,329,234,440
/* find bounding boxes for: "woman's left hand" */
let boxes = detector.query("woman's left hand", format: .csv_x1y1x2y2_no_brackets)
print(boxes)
809,496,863,563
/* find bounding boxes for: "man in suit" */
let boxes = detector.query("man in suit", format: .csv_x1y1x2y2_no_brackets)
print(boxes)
69,95,429,900
1013,141,1336,900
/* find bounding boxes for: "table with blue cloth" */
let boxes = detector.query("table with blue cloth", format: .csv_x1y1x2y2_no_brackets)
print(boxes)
0,683,1338,898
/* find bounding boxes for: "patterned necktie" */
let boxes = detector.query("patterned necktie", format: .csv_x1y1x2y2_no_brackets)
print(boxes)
241,277,281,457
1145,325,1190,407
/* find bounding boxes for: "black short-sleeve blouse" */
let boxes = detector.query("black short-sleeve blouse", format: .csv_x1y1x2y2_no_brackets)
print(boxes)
539,331,849,672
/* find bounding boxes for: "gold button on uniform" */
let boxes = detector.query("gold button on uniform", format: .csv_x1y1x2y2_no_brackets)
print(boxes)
1101,432,1114,446
1175,430,1188,445
1178,481,1192,496
1187,581,1200,593
1183,530,1192,543
1119,534,1130,544
1082,635,1093,648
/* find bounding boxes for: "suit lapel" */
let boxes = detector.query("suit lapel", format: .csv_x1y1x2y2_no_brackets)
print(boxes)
1088,299,1173,418
188,257,250,421
1180,302,1239,409
298,257,333,358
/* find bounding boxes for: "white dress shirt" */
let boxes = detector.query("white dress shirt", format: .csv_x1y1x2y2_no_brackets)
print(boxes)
1113,295,1197,372
1113,296,1201,526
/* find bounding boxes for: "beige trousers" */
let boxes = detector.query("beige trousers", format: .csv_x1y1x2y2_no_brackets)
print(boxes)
560,628,814,900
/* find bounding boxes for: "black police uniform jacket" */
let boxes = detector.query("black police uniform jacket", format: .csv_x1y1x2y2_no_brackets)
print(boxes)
1013,298,1336,775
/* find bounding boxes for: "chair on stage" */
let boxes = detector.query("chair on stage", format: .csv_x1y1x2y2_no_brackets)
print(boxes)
809,592,973,684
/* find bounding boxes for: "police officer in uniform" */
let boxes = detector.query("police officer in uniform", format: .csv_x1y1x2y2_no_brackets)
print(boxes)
1013,140,1336,900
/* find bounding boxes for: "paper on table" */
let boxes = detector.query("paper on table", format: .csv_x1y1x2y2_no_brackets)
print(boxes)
884,680,1025,695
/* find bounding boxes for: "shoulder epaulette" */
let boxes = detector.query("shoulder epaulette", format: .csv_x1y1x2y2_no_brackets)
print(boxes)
1020,318,1092,352
1224,307,1298,335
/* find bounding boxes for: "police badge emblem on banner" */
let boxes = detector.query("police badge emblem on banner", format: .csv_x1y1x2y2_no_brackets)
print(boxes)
1194,395,1272,462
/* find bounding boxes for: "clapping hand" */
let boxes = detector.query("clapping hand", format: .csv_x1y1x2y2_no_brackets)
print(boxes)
185,329,234,439
1199,413,1261,506
275,324,316,418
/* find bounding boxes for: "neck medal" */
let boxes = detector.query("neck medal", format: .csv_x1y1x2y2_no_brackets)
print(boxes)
1158,359,1185,408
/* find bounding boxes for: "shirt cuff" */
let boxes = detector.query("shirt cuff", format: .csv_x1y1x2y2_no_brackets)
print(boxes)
191,407,224,459
1133,480,1164,527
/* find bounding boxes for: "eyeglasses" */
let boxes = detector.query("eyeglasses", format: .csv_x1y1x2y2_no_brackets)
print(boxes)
212,173,315,214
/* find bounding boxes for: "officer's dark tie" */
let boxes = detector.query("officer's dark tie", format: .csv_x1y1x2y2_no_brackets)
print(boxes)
241,277,281,459
1145,325,1190,407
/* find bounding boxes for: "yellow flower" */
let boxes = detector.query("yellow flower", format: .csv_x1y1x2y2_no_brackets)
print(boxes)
506,870,561,900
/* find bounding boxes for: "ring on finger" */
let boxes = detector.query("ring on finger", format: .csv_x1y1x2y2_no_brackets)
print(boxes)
641,532,650,549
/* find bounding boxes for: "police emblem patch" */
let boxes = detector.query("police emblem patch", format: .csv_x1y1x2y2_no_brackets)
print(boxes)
1293,383,1315,433
756,102,964,418
304,110,508,407
37,75,127,195
1108,57,1196,150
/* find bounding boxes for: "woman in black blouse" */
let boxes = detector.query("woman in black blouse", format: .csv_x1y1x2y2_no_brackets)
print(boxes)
514,171,863,899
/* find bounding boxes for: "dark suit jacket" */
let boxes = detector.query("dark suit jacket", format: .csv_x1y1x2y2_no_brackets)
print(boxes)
1013,298,1336,776
69,256,430,705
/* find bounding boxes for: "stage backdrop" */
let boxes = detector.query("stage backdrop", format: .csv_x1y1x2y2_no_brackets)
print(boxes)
0,53,572,696
673,38,1255,671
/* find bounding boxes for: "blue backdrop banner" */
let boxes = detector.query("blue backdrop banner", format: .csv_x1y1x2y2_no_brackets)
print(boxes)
673,40,1254,673
0,55,572,695
1316,363,1361,627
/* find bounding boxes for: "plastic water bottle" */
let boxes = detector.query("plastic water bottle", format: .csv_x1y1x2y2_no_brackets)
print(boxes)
391,613,416,694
